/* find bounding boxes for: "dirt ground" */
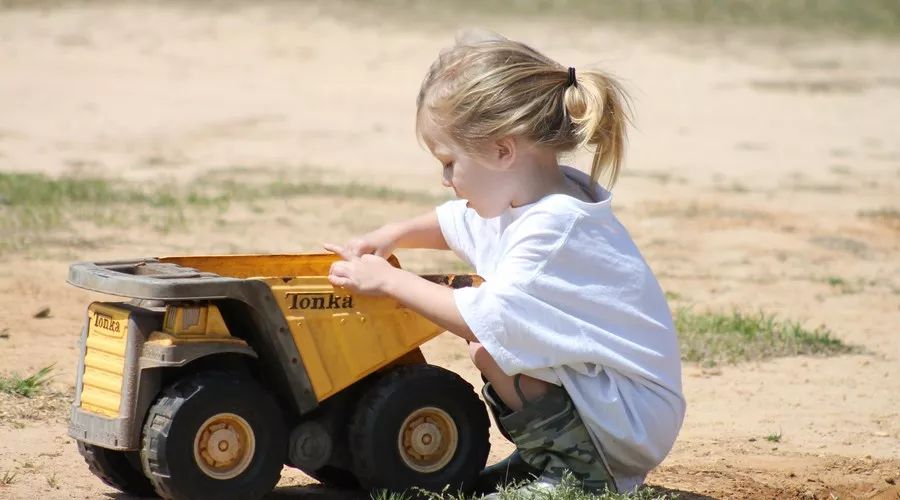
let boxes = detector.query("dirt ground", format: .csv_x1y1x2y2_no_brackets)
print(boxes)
0,2,898,499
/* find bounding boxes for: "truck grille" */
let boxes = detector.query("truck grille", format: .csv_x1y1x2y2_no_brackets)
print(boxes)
79,304,129,418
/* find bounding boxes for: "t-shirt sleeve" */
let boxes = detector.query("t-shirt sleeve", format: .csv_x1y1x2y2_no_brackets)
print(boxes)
435,200,478,266
453,211,584,375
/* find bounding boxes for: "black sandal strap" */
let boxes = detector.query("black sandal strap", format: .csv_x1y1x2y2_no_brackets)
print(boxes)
513,374,530,407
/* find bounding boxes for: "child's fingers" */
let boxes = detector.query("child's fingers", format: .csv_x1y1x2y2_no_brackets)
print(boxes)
323,243,351,260
329,260,350,277
346,238,372,257
327,274,353,289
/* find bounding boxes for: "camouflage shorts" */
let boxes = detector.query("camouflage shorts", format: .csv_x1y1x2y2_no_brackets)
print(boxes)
483,377,613,492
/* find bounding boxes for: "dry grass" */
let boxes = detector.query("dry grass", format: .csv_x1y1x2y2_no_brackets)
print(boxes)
0,390,71,429
1,470,17,485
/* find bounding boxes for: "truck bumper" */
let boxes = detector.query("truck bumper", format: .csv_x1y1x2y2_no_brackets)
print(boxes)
68,406,136,450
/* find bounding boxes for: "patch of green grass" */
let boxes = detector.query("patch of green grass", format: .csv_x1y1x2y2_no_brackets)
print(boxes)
675,307,857,367
765,431,783,443
344,0,900,36
0,171,217,218
0,173,189,252
0,364,54,398
209,178,448,206
372,472,676,500
829,164,852,175
824,275,860,294
622,169,676,184
490,477,675,500
715,181,750,193
789,182,847,193
858,207,900,230
826,276,847,287
0,171,446,254
0,172,113,205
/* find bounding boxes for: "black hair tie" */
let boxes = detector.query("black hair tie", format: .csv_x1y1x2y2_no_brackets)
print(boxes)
566,67,577,88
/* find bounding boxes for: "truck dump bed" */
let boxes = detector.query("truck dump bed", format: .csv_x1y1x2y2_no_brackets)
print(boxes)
68,254,480,405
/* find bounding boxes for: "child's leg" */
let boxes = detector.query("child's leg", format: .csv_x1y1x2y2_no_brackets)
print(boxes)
467,341,613,492
468,341,549,411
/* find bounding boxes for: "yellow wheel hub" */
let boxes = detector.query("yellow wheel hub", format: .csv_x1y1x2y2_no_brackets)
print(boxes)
397,407,458,473
193,413,255,480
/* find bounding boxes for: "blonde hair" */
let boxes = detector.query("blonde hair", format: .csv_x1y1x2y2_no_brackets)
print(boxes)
416,34,631,187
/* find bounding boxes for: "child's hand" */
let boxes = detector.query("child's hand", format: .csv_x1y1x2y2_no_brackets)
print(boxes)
341,225,400,258
324,243,397,295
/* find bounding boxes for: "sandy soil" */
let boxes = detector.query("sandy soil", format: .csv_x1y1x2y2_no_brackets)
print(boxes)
0,2,898,499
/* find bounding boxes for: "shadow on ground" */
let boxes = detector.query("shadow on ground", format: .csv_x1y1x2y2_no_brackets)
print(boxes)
103,484,366,500
267,484,367,499
650,486,717,499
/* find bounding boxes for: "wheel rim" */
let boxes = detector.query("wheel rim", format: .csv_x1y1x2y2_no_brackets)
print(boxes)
193,413,256,480
397,406,458,473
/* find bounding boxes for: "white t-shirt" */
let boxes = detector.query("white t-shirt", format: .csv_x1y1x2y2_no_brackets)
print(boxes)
435,166,685,493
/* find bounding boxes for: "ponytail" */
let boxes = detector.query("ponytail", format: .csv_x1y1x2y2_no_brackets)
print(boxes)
563,70,631,187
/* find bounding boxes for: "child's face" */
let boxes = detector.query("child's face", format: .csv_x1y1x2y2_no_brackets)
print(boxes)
424,130,516,218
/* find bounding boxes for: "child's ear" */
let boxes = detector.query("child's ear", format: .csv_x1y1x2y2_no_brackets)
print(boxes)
494,136,517,169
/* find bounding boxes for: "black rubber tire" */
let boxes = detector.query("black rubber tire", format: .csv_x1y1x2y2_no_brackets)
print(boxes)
140,371,286,500
305,465,359,489
77,440,156,496
349,364,490,494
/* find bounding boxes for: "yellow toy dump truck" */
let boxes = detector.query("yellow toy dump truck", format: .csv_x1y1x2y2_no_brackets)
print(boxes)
67,254,490,499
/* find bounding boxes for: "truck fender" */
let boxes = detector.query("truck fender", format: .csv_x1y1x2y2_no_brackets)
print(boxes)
140,341,258,368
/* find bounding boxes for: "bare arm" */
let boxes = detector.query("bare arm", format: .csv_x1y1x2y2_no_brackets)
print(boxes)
325,247,476,342
341,210,448,258
382,267,475,342
325,209,473,340
384,210,449,251
379,212,471,339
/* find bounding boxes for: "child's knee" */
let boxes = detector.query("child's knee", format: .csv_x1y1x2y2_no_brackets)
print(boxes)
468,341,495,372
467,341,482,362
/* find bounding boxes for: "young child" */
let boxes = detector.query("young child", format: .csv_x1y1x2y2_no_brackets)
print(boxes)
324,34,685,495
